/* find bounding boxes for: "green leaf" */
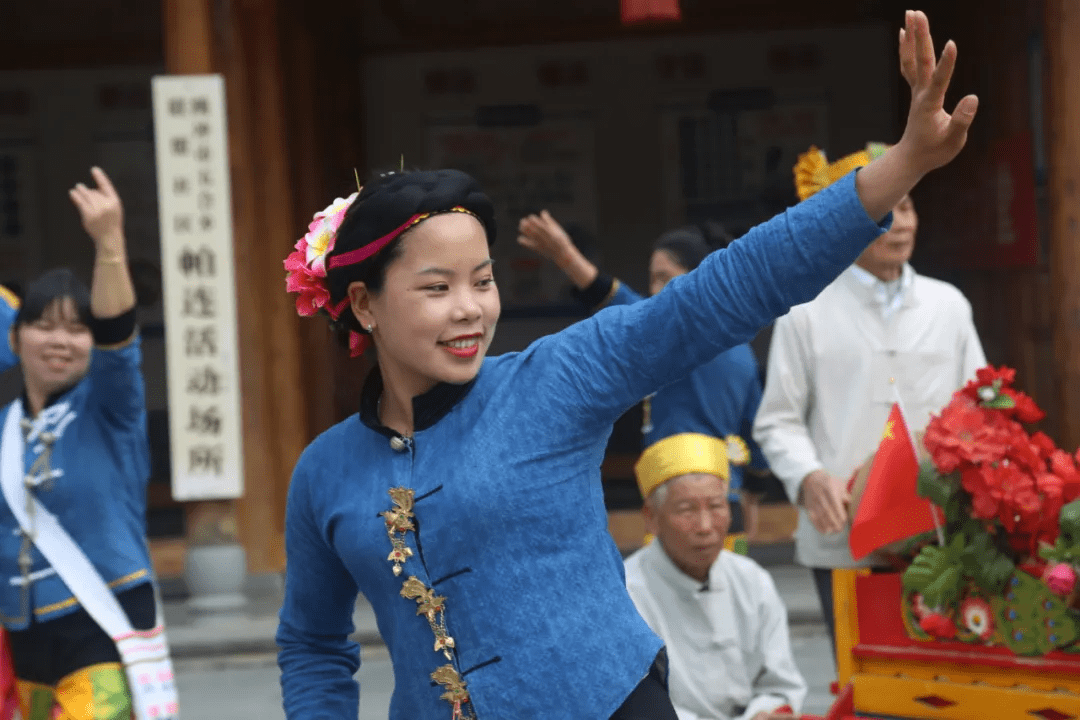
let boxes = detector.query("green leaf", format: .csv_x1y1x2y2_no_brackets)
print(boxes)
960,531,1015,594
917,461,958,507
902,540,965,607
982,394,1016,409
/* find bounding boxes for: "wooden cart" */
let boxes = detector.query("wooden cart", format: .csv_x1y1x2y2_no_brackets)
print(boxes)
819,569,1080,720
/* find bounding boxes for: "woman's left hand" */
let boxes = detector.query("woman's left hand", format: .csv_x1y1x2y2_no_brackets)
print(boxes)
69,167,126,256
894,9,978,178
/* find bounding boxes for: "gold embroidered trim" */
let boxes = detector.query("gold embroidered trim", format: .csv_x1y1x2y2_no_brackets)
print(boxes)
432,665,474,720
401,576,456,660
381,488,475,720
380,488,416,576
25,569,151,618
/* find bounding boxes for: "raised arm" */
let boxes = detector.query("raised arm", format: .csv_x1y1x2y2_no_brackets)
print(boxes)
277,455,362,719
69,167,144,427
522,10,975,434
517,210,644,309
70,168,136,323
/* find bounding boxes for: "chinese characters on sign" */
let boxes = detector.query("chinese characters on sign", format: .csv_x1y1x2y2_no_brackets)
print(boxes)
151,75,243,500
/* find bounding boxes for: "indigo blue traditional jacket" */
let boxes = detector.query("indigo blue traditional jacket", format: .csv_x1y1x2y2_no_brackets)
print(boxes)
276,173,889,720
0,323,152,630
594,281,768,497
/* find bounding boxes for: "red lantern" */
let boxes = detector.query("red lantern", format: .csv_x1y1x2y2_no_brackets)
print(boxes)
620,0,681,25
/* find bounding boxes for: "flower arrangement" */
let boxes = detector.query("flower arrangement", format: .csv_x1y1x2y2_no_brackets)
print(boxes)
900,366,1080,655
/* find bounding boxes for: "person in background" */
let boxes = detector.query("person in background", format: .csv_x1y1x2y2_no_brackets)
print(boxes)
625,432,807,720
752,142,986,658
0,168,176,720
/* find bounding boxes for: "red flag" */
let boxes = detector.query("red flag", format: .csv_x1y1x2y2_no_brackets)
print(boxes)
849,403,937,560
620,0,681,25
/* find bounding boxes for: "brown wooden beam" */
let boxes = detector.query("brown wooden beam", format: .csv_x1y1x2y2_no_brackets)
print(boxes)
162,0,315,573
1046,0,1080,450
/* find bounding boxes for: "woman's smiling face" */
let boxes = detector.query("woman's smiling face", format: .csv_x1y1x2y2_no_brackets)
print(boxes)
353,212,500,397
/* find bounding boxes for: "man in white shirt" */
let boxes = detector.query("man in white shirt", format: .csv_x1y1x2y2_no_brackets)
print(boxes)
752,144,986,655
624,433,807,720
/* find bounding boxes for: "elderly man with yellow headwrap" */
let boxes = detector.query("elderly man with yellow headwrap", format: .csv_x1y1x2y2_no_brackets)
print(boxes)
752,145,986,657
624,433,807,720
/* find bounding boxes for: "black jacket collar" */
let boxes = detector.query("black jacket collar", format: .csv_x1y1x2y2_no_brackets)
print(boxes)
358,366,476,438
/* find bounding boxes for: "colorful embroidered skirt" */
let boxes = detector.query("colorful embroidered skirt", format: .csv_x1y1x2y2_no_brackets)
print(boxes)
17,662,132,720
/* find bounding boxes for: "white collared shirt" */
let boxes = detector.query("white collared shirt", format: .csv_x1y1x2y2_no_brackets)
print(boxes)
753,264,986,568
624,542,807,720
846,263,913,321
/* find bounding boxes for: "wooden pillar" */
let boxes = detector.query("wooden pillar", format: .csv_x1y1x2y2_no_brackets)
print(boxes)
162,0,314,573
1046,0,1080,450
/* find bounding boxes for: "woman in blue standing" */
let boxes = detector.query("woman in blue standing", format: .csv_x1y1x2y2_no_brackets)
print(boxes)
277,12,976,719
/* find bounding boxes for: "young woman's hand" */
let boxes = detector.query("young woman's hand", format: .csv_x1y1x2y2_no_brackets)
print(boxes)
517,211,577,266
69,167,126,259
853,10,978,221
894,9,978,178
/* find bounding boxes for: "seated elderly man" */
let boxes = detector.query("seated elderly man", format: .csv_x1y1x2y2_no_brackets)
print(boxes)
625,432,808,720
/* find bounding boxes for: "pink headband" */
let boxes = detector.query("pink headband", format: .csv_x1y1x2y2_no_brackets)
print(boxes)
323,206,478,324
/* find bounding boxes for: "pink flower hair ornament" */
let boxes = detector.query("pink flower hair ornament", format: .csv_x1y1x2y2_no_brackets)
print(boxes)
284,192,371,356
285,190,481,358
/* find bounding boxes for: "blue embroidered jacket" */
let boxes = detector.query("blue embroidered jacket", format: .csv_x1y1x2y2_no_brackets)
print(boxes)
0,331,153,629
276,174,889,720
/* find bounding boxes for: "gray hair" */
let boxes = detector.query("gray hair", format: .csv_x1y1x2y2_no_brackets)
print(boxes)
646,482,671,511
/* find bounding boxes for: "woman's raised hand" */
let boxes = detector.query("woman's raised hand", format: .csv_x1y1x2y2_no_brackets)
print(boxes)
517,211,576,265
69,167,126,257
895,9,978,177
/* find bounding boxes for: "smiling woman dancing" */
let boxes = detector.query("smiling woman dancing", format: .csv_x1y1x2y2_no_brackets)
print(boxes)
276,11,978,720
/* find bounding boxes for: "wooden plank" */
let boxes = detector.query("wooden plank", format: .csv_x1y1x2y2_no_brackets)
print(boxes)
215,0,310,573
856,657,1080,695
161,0,315,573
1046,0,1080,451
833,569,863,690
852,672,1080,719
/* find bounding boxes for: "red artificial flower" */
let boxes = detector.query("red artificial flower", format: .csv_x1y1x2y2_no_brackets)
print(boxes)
1007,436,1045,474
920,612,957,639
284,249,330,316
962,466,1001,520
924,396,1012,472
976,365,1017,387
1002,389,1046,424
1031,431,1058,458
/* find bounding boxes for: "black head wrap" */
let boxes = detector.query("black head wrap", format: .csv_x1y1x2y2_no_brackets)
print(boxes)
308,169,496,353
328,169,495,282
652,220,733,272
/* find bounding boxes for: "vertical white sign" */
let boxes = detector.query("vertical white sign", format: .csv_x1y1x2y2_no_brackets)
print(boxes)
150,75,244,501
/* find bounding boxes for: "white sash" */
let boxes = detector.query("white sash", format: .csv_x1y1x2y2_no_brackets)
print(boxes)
1,401,179,720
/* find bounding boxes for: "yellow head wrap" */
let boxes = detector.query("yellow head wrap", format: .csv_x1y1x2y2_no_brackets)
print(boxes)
634,433,729,500
793,142,890,201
